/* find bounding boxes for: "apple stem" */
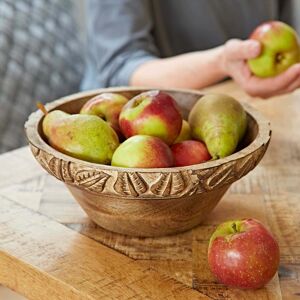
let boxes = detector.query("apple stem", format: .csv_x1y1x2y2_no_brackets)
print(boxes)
232,223,238,233
37,102,48,115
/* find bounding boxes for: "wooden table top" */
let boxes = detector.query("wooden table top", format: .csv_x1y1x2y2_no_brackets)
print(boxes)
0,81,299,299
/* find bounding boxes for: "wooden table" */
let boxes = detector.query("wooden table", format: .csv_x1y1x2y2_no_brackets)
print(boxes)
0,81,299,299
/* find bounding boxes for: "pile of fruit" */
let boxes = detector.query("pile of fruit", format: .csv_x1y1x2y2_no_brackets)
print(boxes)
41,91,247,168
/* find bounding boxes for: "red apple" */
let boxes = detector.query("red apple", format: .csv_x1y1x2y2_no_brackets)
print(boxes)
171,140,211,167
80,93,128,138
208,219,280,289
248,21,300,77
119,90,182,145
111,135,174,168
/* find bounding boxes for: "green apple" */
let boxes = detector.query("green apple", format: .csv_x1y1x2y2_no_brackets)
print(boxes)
248,21,300,77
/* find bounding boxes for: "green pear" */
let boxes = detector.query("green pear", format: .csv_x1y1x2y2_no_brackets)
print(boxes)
188,94,247,159
42,110,119,164
173,120,192,143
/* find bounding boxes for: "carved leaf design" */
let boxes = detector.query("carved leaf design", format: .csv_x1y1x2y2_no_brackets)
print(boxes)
128,172,147,195
150,172,190,196
61,161,74,183
150,173,171,196
30,142,269,198
75,169,111,192
114,172,147,197
235,155,255,179
114,173,131,195
30,145,40,156
48,156,63,180
204,163,235,190
235,146,267,180
35,149,54,176
193,168,216,193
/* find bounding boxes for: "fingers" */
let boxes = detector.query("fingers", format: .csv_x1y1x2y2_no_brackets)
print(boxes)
263,63,300,89
244,64,300,98
225,39,261,61
283,72,300,94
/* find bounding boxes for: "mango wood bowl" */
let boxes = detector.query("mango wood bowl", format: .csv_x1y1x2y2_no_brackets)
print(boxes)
25,87,271,237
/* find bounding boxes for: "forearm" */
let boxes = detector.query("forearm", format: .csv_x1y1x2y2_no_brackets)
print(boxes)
130,46,227,89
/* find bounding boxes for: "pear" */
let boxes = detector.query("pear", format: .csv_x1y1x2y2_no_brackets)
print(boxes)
188,94,247,159
174,120,192,143
80,93,128,138
42,110,119,164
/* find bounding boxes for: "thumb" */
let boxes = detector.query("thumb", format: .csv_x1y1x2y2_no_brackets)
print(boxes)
225,39,261,61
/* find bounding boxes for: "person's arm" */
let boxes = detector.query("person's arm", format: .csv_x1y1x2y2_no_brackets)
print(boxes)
131,46,226,89
82,0,159,89
131,39,300,98
84,0,300,98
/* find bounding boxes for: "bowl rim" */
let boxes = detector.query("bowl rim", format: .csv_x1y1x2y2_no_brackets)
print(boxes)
25,86,271,173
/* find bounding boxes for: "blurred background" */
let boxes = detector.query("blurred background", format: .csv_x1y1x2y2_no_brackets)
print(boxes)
0,0,85,154
1,0,300,155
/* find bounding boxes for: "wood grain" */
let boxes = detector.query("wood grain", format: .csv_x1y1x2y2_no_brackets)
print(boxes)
0,152,282,299
25,87,271,236
0,197,206,300
1,81,300,298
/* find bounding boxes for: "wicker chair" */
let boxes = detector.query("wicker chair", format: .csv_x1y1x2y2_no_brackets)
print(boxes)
0,0,84,153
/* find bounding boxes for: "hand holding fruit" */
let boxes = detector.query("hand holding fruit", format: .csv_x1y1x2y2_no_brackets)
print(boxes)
222,38,300,98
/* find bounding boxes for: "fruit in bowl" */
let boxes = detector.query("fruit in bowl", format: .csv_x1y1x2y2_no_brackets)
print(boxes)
208,219,280,289
41,107,119,164
171,140,211,167
25,88,271,237
174,120,192,143
112,135,174,168
248,21,300,77
80,92,128,138
189,94,247,159
119,90,182,145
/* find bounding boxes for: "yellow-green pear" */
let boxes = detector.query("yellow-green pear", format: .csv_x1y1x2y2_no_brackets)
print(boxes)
174,120,192,143
188,94,247,159
42,110,119,164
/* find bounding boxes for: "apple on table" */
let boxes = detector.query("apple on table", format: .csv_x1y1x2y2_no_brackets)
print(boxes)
208,218,280,289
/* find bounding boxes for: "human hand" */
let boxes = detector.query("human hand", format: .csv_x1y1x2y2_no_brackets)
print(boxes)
221,39,300,98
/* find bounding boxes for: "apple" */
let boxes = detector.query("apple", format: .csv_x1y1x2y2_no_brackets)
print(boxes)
80,93,128,137
171,140,211,167
174,120,192,143
111,135,174,168
208,219,280,289
119,90,182,145
248,21,300,77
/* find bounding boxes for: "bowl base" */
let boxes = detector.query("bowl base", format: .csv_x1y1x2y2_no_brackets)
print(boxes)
66,184,230,237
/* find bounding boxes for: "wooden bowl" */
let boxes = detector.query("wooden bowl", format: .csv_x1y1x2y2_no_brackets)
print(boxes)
25,88,271,237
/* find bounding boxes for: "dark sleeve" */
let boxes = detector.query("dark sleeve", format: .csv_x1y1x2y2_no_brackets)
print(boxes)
84,0,159,87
